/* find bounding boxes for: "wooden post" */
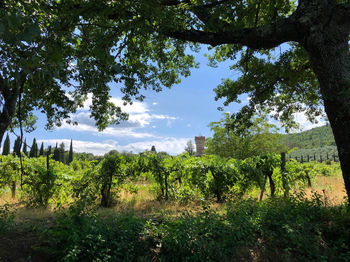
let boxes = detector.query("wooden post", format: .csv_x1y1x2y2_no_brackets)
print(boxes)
11,181,16,199
281,152,289,198
46,149,50,172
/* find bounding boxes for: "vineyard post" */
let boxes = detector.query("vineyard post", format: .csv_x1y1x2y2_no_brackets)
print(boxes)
301,155,304,163
46,147,50,172
307,155,310,162
281,152,289,198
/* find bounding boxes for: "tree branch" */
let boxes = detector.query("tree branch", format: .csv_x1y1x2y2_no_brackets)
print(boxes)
336,3,350,27
164,17,300,49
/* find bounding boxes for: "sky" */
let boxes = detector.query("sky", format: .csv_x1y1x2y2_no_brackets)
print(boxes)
5,48,326,156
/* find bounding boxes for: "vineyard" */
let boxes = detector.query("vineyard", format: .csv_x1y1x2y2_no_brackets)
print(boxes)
1,152,349,261
0,152,342,207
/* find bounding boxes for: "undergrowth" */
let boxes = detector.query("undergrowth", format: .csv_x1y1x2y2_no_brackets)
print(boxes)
3,195,346,262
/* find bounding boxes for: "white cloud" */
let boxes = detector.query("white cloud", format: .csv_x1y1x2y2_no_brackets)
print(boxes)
80,93,149,114
115,137,190,155
60,93,177,138
59,122,157,138
292,111,326,132
39,137,190,155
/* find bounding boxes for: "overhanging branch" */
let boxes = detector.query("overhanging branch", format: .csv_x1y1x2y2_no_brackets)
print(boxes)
165,18,299,49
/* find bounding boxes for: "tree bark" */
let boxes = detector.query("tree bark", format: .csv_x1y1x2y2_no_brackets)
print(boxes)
302,23,350,203
0,91,18,145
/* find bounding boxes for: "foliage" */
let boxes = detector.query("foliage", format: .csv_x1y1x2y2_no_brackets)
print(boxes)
0,204,14,234
68,139,73,164
2,133,10,155
39,142,44,156
184,140,195,156
0,154,20,190
29,138,38,158
13,136,21,157
99,153,126,207
20,157,73,207
206,113,287,159
157,197,350,261
45,207,150,262
281,124,335,149
22,139,27,156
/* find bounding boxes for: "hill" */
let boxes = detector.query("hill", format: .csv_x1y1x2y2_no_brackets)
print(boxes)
279,125,339,161
280,124,336,149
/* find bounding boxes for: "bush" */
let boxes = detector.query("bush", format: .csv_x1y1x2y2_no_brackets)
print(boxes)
45,206,150,262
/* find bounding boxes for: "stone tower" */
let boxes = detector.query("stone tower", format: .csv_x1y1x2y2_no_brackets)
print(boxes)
195,136,205,156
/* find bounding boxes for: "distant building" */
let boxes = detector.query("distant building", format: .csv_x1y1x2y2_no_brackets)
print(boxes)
195,136,205,156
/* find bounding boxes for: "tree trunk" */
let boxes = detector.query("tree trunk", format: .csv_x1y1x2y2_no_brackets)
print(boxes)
259,174,267,201
0,91,18,145
267,171,275,198
303,28,350,204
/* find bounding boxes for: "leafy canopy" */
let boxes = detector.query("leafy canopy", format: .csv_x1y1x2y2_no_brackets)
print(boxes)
206,113,287,159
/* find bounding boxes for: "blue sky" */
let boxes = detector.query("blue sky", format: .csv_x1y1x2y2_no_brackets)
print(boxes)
5,48,326,155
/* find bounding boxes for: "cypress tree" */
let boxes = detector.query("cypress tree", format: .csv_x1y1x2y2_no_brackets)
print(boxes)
29,138,38,158
2,134,10,155
23,139,28,156
68,139,73,164
53,143,60,162
151,145,156,153
13,137,21,157
59,142,65,163
39,142,44,156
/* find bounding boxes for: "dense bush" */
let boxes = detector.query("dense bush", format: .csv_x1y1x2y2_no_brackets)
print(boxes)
35,196,350,261
44,206,150,262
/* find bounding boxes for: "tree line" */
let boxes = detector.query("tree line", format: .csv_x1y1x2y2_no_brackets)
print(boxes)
1,134,74,164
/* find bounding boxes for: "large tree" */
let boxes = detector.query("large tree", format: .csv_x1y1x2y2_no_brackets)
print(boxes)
68,0,350,202
3,0,350,202
0,0,195,145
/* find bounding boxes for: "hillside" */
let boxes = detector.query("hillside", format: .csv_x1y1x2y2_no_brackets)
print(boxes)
279,124,339,161
280,124,336,149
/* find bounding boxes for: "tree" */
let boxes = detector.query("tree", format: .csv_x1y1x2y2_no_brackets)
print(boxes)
39,142,44,156
13,136,21,157
53,143,60,162
2,133,10,155
59,142,65,164
22,139,27,156
66,0,350,202
184,140,195,156
3,1,350,202
206,113,287,159
0,0,194,145
151,145,157,153
68,139,73,164
29,138,37,158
